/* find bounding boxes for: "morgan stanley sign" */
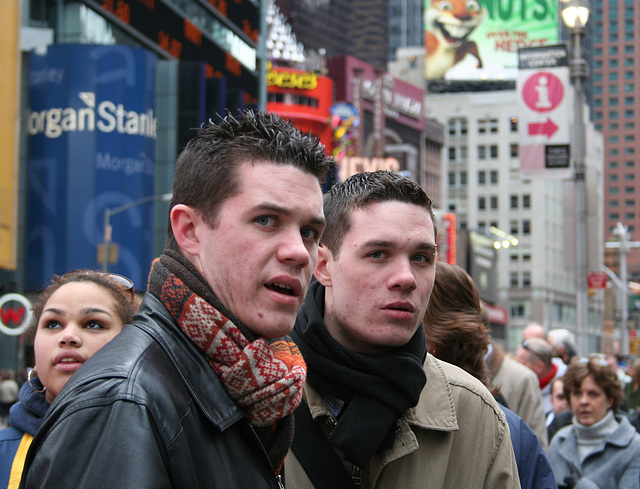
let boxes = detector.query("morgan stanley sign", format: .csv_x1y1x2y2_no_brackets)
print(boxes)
27,44,157,290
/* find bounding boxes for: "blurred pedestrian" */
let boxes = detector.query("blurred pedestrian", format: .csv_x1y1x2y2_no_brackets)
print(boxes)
424,261,555,489
625,356,640,411
0,270,134,489
549,356,640,489
285,171,519,488
516,337,563,419
0,370,19,428
547,329,577,366
20,111,331,489
485,316,548,450
547,377,572,443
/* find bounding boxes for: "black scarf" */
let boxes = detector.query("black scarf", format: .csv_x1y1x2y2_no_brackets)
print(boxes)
291,281,427,466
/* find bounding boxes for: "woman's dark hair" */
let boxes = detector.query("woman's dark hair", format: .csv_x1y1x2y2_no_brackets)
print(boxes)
423,262,492,389
26,270,136,342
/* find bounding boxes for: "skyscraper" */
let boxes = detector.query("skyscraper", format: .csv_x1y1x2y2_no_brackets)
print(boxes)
590,0,640,281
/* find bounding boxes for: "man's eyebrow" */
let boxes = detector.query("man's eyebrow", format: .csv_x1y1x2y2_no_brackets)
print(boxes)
361,239,436,250
253,202,326,226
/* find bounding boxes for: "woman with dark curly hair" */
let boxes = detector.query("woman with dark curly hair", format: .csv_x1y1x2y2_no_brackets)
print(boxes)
424,261,555,489
549,356,640,489
0,270,135,489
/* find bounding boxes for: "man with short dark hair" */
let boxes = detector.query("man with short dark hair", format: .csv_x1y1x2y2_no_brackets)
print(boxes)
21,111,331,489
286,171,519,488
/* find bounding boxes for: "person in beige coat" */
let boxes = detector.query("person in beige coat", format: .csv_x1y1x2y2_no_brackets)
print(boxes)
486,341,549,450
286,171,519,489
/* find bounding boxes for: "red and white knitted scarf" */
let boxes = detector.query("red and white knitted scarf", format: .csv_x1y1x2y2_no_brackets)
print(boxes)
148,252,307,428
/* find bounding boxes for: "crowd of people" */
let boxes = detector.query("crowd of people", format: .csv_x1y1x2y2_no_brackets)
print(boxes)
1,110,640,488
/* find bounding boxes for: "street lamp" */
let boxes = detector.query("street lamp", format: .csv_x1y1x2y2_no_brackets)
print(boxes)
604,222,640,356
101,192,172,272
561,0,590,355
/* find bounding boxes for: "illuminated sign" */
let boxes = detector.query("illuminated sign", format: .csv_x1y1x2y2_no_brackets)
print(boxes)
85,0,258,102
338,156,400,179
27,92,157,139
27,45,156,290
424,0,558,80
267,69,318,90
0,294,32,336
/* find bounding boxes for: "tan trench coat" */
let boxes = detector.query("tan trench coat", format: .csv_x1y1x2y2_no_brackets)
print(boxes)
285,354,520,489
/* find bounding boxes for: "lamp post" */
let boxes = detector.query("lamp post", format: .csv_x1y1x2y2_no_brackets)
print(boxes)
561,0,590,356
101,193,172,272
604,222,640,356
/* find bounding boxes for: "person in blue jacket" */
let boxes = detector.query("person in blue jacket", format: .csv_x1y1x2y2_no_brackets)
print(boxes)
424,261,557,489
0,270,134,488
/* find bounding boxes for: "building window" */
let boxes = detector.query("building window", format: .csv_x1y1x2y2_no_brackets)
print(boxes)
478,146,486,160
510,219,518,234
522,220,531,235
490,170,498,184
510,272,519,287
490,145,498,158
489,119,498,133
448,171,455,186
478,171,486,185
460,145,468,161
460,171,467,186
448,147,456,161
478,119,487,134
478,196,486,209
511,302,525,317
510,143,518,157
523,194,531,208
522,271,531,287
510,195,518,209
510,117,518,132
448,118,468,136
490,195,498,209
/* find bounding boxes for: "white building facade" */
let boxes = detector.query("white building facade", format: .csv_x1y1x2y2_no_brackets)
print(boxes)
425,90,605,352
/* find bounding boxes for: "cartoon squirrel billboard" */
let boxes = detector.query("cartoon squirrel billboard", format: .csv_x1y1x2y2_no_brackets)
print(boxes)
424,0,559,81
425,0,486,80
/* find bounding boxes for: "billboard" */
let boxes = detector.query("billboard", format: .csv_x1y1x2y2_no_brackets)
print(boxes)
27,45,156,290
424,0,558,80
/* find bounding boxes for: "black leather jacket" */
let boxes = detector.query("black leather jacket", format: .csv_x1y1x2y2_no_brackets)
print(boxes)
20,293,284,489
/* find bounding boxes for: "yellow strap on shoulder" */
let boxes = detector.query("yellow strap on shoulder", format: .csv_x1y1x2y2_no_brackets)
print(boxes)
8,433,33,489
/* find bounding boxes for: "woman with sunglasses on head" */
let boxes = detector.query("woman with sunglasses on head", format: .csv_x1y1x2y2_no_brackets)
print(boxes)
549,356,640,489
0,270,135,489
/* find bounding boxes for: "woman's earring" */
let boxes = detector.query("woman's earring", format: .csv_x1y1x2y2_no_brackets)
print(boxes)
28,368,46,394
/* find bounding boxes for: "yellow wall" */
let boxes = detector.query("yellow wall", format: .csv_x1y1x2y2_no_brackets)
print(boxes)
0,0,21,270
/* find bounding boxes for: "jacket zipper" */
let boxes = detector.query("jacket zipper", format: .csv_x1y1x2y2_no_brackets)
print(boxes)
247,420,285,489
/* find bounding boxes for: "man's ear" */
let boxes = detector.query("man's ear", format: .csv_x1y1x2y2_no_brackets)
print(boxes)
314,245,333,287
170,204,202,255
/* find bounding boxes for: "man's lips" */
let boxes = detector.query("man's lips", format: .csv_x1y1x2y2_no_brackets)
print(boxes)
382,301,416,319
264,276,303,303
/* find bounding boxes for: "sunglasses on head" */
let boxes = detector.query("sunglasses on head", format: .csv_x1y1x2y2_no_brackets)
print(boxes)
59,270,135,302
